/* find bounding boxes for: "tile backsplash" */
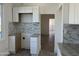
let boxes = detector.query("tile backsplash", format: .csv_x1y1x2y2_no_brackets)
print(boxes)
63,24,79,44
8,23,16,35
8,22,40,36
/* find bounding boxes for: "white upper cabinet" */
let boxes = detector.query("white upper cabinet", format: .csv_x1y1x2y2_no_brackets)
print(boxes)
13,6,40,22
13,7,33,22
33,6,40,22
63,4,79,24
69,4,79,24
69,4,75,24
62,4,69,24
75,4,79,24
13,7,19,22
16,7,33,13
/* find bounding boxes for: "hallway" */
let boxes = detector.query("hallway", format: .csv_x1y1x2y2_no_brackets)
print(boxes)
40,14,55,56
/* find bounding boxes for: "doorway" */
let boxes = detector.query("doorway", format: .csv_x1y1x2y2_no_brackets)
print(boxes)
41,14,55,55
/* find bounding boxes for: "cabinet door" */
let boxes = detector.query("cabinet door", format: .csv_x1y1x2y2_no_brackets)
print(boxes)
63,4,69,24
13,7,33,22
77,4,79,24
69,4,75,24
30,37,38,54
9,36,15,52
69,4,79,24
13,7,19,22
74,4,79,24
74,4,77,24
17,7,32,13
33,6,40,22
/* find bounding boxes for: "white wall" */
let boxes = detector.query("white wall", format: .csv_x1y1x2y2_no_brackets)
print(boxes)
54,4,69,55
54,4,69,54
54,5,63,54
20,13,32,23
0,4,12,55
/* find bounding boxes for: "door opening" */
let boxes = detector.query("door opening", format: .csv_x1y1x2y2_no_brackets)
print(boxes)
41,14,55,55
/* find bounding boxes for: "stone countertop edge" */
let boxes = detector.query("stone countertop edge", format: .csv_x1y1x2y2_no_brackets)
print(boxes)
31,34,40,37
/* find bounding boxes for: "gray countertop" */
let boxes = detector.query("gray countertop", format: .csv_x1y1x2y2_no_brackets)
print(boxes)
58,43,79,56
8,33,16,36
31,34,40,37
8,33,21,36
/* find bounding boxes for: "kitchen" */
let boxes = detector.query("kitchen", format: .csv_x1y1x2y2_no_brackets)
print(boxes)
56,3,79,56
8,6,41,55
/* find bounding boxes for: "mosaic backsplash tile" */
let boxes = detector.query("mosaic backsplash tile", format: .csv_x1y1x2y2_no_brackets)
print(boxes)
63,24,79,44
8,23,16,34
9,22,40,36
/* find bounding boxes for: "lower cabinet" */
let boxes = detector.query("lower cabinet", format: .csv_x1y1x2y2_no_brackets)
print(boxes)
9,36,16,54
9,33,21,54
30,35,41,55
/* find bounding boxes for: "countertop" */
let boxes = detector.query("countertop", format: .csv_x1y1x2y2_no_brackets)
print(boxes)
8,33,16,36
58,43,79,56
8,33,21,36
31,34,40,37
